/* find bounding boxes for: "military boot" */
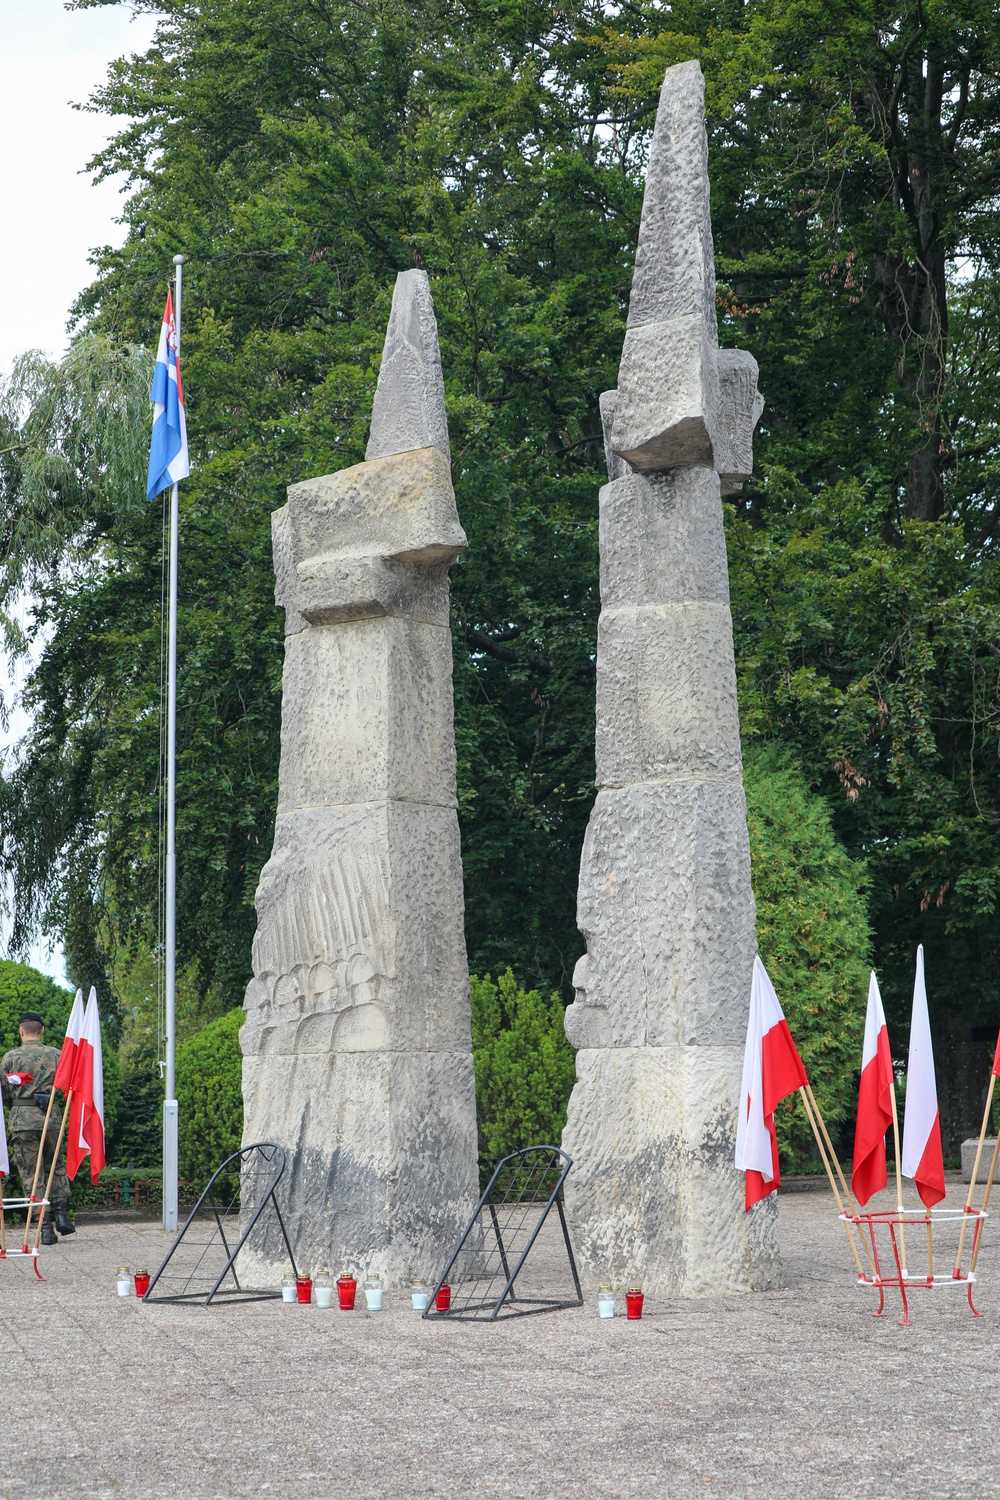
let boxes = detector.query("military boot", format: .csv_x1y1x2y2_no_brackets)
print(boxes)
40,1217,57,1246
54,1207,75,1236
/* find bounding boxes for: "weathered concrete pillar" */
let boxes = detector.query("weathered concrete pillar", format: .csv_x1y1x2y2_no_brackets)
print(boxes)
240,270,479,1286
561,61,779,1295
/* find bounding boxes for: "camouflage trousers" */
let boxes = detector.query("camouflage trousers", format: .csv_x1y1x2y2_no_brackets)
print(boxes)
8,1124,71,1210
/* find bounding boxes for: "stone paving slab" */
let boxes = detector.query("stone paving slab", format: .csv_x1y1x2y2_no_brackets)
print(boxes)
0,1173,996,1499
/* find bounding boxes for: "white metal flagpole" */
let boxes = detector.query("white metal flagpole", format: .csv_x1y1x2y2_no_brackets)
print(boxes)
162,251,185,1234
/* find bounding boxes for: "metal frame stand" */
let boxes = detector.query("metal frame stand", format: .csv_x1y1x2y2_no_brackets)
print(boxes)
849,1207,987,1325
0,1195,47,1279
425,1145,583,1321
144,1142,296,1305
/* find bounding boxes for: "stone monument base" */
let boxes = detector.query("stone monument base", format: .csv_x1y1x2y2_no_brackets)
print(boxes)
240,1049,477,1287
563,1045,781,1295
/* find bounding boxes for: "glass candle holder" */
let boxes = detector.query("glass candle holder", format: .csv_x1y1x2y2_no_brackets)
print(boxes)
625,1288,644,1320
116,1267,132,1298
281,1269,297,1303
295,1275,313,1305
133,1269,151,1299
363,1277,383,1311
336,1275,357,1310
314,1270,334,1308
434,1283,452,1312
410,1280,430,1311
597,1286,615,1318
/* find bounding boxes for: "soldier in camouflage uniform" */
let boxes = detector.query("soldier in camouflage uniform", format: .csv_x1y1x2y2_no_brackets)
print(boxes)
1,1012,75,1245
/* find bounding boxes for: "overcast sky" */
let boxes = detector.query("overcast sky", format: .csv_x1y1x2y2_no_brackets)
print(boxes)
1,1,158,982
0,0,157,374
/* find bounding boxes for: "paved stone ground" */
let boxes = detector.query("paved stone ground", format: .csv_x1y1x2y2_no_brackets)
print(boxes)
0,1172,996,1500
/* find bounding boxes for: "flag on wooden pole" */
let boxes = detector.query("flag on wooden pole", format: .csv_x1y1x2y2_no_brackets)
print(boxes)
900,946,946,1209
54,987,85,1093
736,956,809,1210
852,972,895,1205
66,987,106,1185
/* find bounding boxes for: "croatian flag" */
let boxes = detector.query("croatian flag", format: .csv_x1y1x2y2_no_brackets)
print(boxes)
66,987,106,1185
736,956,809,1210
900,946,946,1208
851,972,895,1205
146,290,189,500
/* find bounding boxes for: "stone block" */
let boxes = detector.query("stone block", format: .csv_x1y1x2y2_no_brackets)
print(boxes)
275,616,458,810
574,782,756,1049
610,315,718,472
239,1047,478,1286
599,390,630,482
282,447,466,582
595,602,743,786
561,1044,780,1295
716,349,765,494
598,467,729,610
962,1138,998,1183
366,269,451,464
244,801,470,1058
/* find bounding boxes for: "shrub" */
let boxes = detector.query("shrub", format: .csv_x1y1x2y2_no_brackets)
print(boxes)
470,969,576,1182
106,1060,163,1168
744,743,871,1169
176,1008,244,1195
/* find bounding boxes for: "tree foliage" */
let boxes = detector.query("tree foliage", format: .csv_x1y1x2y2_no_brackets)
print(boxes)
176,1007,244,1192
0,0,998,1149
470,969,576,1180
744,746,870,1166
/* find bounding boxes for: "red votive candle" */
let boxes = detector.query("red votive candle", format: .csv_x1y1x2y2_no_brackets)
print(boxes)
296,1276,313,1305
336,1276,357,1310
133,1270,151,1299
625,1289,644,1320
435,1284,452,1312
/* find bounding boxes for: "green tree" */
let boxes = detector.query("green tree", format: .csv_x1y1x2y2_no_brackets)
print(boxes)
176,1008,245,1192
470,969,576,1180
744,746,871,1167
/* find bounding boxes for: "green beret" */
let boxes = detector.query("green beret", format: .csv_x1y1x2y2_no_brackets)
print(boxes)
18,1012,44,1026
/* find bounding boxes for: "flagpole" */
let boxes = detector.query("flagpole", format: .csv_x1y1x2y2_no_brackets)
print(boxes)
162,252,184,1235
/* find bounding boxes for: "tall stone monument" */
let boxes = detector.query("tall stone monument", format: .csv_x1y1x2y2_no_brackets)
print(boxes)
240,270,479,1285
561,61,778,1296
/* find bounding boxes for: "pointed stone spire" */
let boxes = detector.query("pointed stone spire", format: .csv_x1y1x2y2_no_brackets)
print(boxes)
366,269,451,465
610,60,763,479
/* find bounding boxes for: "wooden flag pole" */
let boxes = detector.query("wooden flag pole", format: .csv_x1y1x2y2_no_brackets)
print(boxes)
798,1086,871,1279
803,1082,879,1275
0,1180,6,1257
955,1073,996,1277
804,1083,860,1216
887,1055,908,1276
32,1088,73,1254
22,1088,58,1251
969,1128,1000,1276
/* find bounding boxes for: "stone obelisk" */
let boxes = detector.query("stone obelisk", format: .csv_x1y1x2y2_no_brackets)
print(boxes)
240,270,479,1286
561,61,778,1296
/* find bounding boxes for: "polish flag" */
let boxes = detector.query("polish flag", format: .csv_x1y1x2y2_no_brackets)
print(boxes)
851,972,895,1205
0,1090,8,1177
66,987,106,1184
54,988,85,1093
736,956,810,1210
900,947,945,1209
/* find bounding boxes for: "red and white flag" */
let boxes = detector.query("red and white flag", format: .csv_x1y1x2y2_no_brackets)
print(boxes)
66,987,106,1184
54,988,85,1094
851,972,895,1205
900,946,945,1209
0,1092,8,1178
736,956,810,1210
